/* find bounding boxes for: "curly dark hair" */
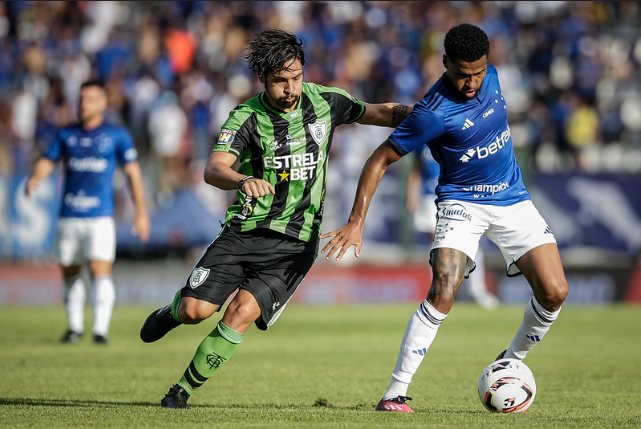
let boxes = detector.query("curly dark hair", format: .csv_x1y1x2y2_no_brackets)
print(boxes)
443,23,490,63
245,29,306,78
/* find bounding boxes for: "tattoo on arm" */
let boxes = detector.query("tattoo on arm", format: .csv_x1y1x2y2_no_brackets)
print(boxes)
391,104,410,127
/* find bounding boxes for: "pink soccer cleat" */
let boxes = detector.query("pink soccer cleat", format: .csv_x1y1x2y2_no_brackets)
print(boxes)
375,395,415,412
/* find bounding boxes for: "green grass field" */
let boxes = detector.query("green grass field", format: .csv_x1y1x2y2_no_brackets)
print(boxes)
1,303,640,428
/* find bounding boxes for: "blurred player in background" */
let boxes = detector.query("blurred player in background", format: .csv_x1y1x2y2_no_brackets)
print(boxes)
26,80,150,345
407,145,499,310
321,23,568,412
139,29,412,409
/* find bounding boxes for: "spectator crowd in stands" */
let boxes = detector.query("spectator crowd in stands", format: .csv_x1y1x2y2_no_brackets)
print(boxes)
2,1,641,240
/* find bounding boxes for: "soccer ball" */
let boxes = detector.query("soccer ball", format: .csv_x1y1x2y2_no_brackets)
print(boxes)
477,358,536,413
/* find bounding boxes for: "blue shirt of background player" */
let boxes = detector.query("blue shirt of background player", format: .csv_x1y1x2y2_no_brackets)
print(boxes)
44,123,138,218
389,64,530,206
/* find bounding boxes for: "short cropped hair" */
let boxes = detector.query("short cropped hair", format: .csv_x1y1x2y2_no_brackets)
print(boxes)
245,29,306,78
444,23,490,63
80,79,106,91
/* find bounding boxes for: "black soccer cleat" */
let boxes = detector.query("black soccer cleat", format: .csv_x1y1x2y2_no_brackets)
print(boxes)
161,384,190,409
140,304,182,343
60,329,83,344
93,334,108,345
495,349,507,360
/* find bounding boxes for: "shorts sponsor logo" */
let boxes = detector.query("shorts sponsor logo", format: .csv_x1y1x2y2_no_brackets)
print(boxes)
189,267,210,289
441,203,472,222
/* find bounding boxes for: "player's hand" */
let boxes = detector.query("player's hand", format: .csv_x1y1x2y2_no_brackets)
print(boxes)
241,178,275,198
320,222,363,261
132,213,151,243
25,178,38,197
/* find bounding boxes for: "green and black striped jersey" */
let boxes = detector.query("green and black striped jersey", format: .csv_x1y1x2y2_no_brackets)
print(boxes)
212,82,366,242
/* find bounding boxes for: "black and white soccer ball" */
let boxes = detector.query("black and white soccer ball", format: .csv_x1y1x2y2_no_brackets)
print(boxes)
478,358,537,413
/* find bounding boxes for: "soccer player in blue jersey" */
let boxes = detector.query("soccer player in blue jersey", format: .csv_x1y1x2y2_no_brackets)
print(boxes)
407,145,499,310
321,23,568,412
26,80,150,345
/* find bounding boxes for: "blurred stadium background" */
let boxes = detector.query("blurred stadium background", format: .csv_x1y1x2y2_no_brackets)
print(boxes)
1,1,640,308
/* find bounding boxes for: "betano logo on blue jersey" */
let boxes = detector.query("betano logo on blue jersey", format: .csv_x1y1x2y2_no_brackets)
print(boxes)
459,126,511,163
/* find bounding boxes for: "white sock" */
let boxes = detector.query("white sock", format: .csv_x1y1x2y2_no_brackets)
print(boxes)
384,300,447,400
64,274,86,334
92,275,115,336
468,249,486,296
505,296,561,360
468,250,499,310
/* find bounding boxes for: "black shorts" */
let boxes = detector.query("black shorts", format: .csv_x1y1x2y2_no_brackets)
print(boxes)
181,225,318,330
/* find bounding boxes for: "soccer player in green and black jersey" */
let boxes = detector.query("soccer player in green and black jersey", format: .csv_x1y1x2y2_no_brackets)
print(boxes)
140,29,412,408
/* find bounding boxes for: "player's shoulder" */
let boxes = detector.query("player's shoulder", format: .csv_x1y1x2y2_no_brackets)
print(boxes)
486,62,498,76
303,81,360,103
102,122,127,134
56,122,83,136
413,78,452,117
224,95,262,130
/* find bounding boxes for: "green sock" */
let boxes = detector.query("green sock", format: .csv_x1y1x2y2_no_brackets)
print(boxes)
170,290,182,322
177,321,244,396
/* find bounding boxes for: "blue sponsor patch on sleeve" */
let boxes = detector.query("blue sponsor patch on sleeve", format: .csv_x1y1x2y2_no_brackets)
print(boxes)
217,129,236,145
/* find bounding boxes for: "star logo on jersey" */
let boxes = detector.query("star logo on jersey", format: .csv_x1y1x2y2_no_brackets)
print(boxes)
189,267,210,289
462,118,475,130
278,170,290,181
308,121,327,145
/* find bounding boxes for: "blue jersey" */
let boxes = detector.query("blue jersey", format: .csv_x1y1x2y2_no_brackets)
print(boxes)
44,123,138,218
390,64,529,206
417,146,440,197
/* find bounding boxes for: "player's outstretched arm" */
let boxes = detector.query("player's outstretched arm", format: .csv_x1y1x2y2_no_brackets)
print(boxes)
358,103,412,128
123,161,151,242
204,151,275,197
320,140,403,261
25,158,56,197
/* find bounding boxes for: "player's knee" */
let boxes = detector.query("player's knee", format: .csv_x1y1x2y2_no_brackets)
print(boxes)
538,279,568,311
178,302,212,324
226,301,261,324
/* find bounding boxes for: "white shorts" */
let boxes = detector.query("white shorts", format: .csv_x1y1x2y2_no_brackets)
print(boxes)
55,217,116,266
413,195,437,233
431,200,557,276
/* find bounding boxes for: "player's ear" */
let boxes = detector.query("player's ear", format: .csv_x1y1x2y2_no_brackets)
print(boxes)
258,73,265,84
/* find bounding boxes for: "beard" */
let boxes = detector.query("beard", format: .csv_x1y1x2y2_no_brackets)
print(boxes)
275,95,299,110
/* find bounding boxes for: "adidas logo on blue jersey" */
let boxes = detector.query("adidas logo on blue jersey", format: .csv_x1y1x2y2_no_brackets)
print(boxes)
462,118,474,130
